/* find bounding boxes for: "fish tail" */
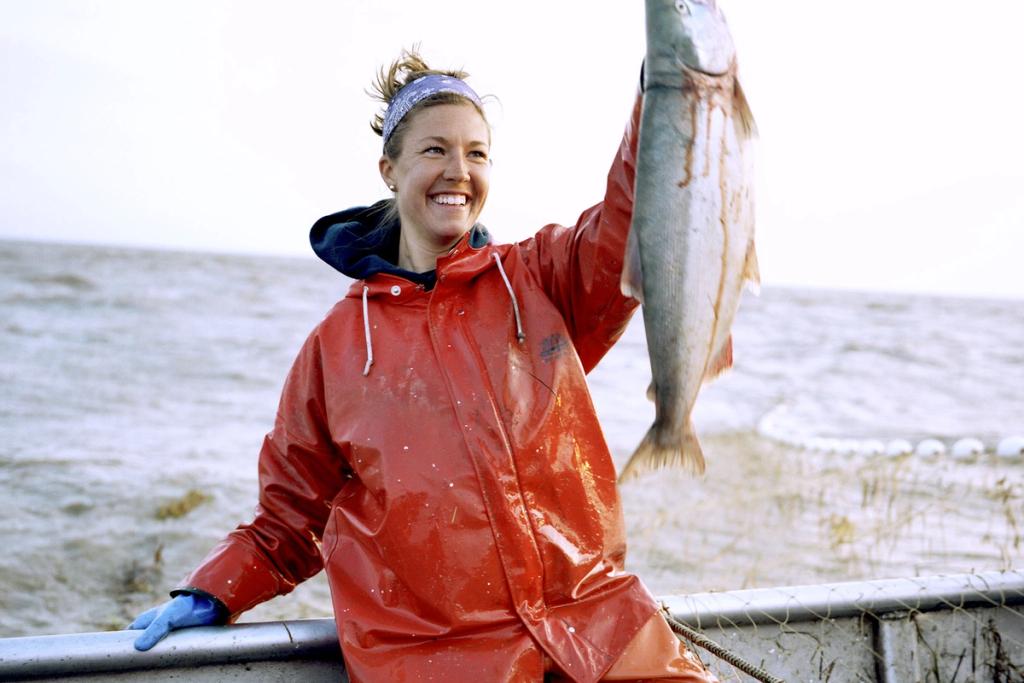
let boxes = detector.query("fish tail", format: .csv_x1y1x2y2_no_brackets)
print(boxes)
617,420,706,483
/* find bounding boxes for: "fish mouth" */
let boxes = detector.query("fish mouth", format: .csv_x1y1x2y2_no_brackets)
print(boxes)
672,0,735,76
682,61,733,78
676,0,721,18
680,0,718,9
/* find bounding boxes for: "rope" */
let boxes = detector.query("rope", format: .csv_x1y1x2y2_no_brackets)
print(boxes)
662,608,785,683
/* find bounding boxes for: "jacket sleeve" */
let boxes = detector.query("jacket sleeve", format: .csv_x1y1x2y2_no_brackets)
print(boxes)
514,89,644,374
174,326,346,620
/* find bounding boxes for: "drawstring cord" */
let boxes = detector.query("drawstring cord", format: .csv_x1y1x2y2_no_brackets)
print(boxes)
361,285,374,376
492,253,525,343
362,251,520,376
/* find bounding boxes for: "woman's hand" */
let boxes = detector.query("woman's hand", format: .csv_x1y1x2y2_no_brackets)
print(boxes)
128,593,222,651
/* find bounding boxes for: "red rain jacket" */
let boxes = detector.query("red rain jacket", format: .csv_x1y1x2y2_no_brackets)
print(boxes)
179,94,659,682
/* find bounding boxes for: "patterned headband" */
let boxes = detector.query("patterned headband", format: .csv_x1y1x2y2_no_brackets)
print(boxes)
382,75,483,147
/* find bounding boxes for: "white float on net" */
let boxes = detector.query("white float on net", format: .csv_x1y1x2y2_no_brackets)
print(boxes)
885,439,914,457
837,439,861,455
914,439,946,457
995,436,1024,459
781,429,805,448
951,438,985,460
820,438,842,453
860,440,886,456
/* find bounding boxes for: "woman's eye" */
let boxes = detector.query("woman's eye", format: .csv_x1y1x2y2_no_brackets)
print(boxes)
469,150,488,160
424,146,443,154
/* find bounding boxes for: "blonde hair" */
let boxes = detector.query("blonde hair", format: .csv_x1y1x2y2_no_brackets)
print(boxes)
369,46,488,159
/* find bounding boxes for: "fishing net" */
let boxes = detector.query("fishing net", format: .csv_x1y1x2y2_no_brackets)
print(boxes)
667,571,1024,683
617,429,1024,681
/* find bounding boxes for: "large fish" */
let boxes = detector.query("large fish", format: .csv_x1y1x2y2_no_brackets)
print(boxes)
619,0,758,481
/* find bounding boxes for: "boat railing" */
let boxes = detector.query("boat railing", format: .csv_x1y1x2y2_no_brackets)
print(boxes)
1,570,1022,682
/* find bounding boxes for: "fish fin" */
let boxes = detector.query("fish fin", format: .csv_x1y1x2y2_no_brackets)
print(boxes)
733,78,758,139
617,419,706,483
620,226,644,303
743,240,761,295
703,336,733,383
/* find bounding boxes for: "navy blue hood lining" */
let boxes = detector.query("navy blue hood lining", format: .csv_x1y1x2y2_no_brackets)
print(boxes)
310,200,490,291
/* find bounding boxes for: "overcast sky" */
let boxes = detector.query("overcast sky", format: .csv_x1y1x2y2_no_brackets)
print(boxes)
2,0,1022,299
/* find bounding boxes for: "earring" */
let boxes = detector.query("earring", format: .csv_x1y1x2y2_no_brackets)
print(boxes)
388,184,397,191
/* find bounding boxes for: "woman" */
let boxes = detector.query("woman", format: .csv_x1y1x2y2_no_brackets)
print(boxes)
129,49,716,683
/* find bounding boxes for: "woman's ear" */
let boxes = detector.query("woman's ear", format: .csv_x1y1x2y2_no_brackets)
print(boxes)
379,156,395,191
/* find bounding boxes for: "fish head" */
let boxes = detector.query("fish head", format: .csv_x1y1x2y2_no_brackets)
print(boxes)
671,0,736,76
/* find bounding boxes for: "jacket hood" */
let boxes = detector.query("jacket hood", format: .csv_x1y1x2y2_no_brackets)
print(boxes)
310,200,491,288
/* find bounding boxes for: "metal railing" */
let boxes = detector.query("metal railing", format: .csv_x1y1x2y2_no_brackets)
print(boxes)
2,571,1022,682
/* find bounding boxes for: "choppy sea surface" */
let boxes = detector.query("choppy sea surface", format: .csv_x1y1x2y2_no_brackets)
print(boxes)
1,238,1021,637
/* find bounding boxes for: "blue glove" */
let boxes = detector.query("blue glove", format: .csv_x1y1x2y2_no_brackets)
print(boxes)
128,593,222,651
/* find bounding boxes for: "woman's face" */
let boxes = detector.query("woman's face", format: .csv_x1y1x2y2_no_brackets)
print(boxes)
379,103,491,249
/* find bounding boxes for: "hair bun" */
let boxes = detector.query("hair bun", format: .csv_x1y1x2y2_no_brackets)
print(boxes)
369,46,471,138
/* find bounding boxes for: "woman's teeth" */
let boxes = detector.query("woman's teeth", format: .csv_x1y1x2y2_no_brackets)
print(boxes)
432,195,467,206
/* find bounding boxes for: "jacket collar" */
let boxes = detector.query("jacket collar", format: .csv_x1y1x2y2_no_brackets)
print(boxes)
312,200,494,294
342,223,496,301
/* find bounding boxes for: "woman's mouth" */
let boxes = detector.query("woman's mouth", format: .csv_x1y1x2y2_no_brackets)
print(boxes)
431,194,468,206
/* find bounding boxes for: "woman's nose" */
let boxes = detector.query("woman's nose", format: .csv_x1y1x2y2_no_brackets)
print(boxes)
444,155,470,181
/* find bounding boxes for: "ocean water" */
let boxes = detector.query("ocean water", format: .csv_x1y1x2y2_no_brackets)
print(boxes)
1,238,1021,637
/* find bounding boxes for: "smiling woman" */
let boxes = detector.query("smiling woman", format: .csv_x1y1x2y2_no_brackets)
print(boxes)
369,50,493,271
125,46,716,682
378,103,491,272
